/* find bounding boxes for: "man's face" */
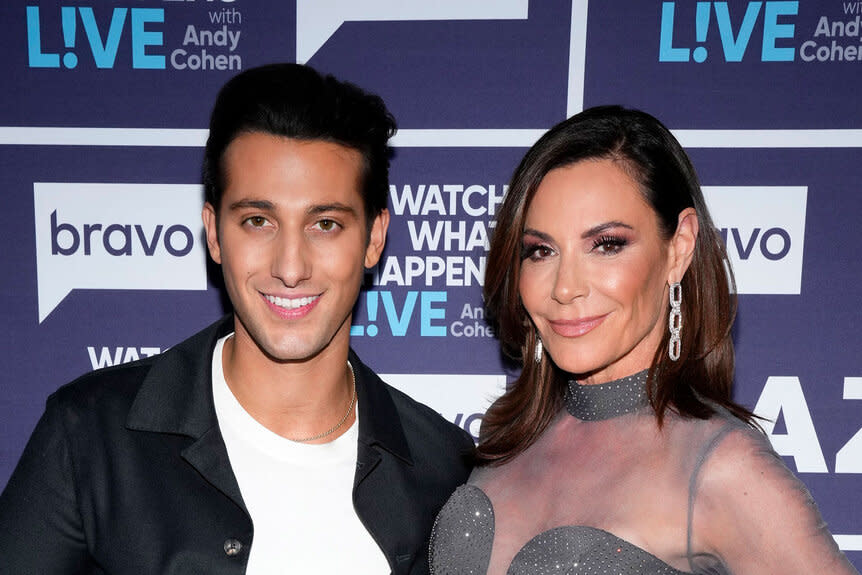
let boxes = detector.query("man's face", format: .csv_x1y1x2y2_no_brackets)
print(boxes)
202,131,388,363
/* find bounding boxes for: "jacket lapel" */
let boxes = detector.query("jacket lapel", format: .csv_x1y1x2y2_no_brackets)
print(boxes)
180,425,247,511
350,351,421,573
350,349,413,487
126,317,247,512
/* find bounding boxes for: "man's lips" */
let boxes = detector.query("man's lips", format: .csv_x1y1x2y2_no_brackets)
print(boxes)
548,314,607,337
262,293,321,318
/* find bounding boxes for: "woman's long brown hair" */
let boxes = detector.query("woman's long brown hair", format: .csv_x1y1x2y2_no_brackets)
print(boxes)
478,106,755,466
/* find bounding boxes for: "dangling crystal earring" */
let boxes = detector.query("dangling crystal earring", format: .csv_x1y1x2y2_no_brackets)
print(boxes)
668,281,682,361
534,335,543,364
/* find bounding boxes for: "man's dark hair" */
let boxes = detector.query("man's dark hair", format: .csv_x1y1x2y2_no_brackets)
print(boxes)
202,63,397,227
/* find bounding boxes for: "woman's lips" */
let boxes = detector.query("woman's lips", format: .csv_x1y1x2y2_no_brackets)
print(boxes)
548,314,607,337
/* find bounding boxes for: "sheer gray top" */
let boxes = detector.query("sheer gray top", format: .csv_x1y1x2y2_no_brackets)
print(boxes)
429,371,856,574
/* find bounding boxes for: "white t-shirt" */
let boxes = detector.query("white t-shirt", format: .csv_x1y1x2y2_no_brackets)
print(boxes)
211,335,390,574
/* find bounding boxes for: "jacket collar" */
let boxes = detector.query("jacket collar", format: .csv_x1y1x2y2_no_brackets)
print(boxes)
126,316,230,437
350,348,413,465
127,315,413,464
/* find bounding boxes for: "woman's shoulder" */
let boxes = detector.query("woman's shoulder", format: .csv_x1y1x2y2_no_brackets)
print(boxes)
680,408,782,485
676,408,794,508
685,412,855,573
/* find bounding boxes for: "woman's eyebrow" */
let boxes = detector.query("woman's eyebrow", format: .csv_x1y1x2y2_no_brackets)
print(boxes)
522,228,554,242
581,221,633,239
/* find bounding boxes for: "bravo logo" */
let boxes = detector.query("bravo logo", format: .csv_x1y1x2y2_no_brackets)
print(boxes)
703,186,806,295
34,183,207,323
384,373,505,440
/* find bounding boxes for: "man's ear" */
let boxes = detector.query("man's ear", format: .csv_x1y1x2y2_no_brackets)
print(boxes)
667,207,698,284
364,208,389,268
202,202,222,265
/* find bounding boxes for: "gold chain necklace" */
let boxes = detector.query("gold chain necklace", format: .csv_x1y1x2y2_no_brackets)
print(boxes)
288,361,356,443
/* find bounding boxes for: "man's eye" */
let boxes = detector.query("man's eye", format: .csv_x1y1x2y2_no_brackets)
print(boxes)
245,216,268,227
315,219,339,232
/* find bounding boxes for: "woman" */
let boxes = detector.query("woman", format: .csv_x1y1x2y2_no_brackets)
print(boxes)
429,106,857,574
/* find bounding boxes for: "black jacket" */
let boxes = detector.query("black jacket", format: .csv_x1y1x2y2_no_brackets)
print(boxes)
0,317,474,574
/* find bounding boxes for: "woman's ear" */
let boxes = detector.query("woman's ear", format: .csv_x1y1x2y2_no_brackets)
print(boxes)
668,207,699,284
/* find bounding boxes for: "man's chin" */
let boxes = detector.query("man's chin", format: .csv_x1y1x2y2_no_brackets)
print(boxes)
256,336,330,365
258,343,316,364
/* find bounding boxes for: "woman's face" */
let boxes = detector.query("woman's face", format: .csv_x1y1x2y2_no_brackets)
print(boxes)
519,158,690,385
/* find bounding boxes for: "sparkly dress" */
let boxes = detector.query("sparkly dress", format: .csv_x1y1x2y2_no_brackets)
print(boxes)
429,371,857,575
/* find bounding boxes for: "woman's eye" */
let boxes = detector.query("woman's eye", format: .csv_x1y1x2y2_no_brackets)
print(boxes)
593,235,628,254
521,243,554,261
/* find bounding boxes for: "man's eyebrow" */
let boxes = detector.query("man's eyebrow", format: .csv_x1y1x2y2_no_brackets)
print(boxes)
580,221,633,239
308,203,359,217
227,199,275,211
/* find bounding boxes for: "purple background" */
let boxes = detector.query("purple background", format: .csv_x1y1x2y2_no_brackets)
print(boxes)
2,0,860,567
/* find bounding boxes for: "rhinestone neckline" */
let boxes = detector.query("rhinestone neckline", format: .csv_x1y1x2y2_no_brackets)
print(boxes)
564,370,650,421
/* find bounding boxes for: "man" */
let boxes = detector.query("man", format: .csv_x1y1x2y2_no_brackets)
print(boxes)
0,64,474,574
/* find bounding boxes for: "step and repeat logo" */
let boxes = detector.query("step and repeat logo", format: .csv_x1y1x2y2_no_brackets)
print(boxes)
295,0,529,63
26,1,244,71
35,182,808,336
385,373,507,440
660,1,862,63
33,183,207,322
337,182,809,351
23,0,533,72
703,186,807,294
755,376,862,474
349,182,504,340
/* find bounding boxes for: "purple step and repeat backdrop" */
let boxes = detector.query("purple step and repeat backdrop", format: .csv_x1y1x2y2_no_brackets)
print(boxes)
2,0,861,565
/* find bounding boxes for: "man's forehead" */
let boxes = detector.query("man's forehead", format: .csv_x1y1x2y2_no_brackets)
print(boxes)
225,131,362,162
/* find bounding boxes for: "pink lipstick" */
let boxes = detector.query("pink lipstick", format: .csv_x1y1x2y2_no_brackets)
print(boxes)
549,314,607,337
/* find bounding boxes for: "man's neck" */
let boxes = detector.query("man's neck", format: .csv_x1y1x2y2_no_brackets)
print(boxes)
220,329,356,443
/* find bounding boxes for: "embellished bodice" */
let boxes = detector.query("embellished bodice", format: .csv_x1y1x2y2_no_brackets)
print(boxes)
430,371,696,574
430,483,688,574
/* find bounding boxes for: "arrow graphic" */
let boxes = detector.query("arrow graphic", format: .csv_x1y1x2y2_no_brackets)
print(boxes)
296,0,529,64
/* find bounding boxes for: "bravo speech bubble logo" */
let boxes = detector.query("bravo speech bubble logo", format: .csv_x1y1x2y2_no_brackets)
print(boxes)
703,186,807,294
34,183,207,323
296,0,529,63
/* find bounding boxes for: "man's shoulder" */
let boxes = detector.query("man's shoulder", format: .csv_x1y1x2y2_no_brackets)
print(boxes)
47,318,225,420
50,353,158,412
